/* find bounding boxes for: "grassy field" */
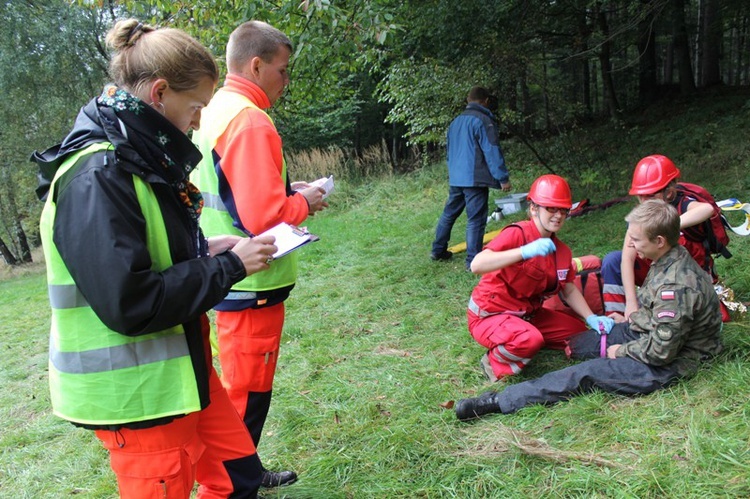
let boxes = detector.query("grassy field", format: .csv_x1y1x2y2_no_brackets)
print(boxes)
2,88,750,497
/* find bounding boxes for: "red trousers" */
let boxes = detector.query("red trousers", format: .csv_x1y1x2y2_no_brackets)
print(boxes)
215,303,284,446
468,307,586,378
94,368,261,498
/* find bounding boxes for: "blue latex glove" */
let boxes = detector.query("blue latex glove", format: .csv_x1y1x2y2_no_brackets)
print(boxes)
519,238,555,260
586,314,615,335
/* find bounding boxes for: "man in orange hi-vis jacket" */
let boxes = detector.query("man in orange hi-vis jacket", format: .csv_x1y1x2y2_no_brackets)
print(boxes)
192,20,327,489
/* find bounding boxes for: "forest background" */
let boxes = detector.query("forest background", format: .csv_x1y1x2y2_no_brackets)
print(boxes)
3,0,750,262
2,0,750,497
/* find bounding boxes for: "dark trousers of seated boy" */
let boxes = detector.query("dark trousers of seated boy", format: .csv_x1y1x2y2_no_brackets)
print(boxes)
495,323,680,414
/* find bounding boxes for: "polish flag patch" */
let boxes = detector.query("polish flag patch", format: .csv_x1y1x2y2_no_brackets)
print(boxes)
657,311,676,319
661,290,675,300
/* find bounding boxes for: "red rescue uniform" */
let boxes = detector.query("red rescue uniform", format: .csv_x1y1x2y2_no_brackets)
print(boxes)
468,221,586,377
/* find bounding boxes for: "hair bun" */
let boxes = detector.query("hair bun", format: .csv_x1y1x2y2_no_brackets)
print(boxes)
106,18,153,51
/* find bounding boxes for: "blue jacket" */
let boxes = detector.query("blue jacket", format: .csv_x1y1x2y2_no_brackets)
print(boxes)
446,102,508,187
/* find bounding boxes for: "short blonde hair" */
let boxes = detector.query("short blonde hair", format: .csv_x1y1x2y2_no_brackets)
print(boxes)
625,199,680,246
106,19,218,95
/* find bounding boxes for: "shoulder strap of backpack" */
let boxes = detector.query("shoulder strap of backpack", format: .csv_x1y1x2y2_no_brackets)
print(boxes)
503,223,526,244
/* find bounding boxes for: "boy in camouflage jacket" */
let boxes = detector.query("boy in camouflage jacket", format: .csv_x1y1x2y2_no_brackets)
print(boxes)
456,199,723,420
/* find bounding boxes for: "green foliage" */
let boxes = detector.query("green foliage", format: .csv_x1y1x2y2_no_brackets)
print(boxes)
377,58,490,145
0,1,108,260
279,94,363,151
374,0,750,150
375,0,527,145
279,73,393,152
111,0,400,153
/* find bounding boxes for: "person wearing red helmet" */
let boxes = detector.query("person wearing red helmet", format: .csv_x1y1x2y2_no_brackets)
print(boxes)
601,155,721,321
467,175,614,381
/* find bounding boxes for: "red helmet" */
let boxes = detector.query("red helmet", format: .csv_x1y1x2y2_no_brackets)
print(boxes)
527,174,572,208
629,155,680,195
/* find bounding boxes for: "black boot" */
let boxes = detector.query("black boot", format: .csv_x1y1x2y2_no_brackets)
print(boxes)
455,391,502,421
260,468,298,488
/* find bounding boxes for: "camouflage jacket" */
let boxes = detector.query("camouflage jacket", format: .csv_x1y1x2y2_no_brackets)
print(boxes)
616,245,723,377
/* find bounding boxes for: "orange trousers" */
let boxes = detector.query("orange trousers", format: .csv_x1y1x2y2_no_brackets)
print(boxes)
95,368,261,499
215,303,284,446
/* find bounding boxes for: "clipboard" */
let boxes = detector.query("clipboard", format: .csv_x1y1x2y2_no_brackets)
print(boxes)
257,222,320,259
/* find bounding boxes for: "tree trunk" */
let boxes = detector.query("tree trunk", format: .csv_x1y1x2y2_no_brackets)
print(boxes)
732,12,748,85
743,14,750,85
14,219,31,263
671,0,696,94
664,41,674,83
0,235,18,266
521,71,532,136
1,173,32,263
591,59,600,114
391,122,398,169
504,63,519,115
596,3,621,118
638,0,658,105
575,7,593,118
699,0,722,87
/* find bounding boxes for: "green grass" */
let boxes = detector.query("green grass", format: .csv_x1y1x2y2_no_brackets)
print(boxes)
2,88,750,498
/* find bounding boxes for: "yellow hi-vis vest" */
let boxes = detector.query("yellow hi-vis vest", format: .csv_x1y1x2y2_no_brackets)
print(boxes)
40,142,201,426
192,91,297,294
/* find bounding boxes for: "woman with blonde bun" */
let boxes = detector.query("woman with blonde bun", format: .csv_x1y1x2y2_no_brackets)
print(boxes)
34,19,274,498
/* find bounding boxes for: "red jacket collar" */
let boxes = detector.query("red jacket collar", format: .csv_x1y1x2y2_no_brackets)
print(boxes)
223,74,271,110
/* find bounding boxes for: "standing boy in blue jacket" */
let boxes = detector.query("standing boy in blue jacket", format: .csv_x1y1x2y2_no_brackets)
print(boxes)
431,86,511,269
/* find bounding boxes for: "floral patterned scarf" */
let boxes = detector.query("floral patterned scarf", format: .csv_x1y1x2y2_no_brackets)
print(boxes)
96,85,204,225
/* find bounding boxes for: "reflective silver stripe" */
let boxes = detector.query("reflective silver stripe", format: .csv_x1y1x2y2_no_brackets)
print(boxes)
491,349,525,374
602,283,625,295
202,192,227,212
48,284,88,309
468,297,526,319
604,301,625,313
468,297,493,317
225,291,258,300
49,334,189,374
602,284,626,313
496,345,531,364
604,302,626,313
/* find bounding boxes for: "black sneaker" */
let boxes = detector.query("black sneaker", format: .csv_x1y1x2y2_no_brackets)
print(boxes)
430,250,453,261
260,468,298,488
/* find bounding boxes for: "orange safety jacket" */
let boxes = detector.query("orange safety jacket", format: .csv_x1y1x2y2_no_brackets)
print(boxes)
193,75,309,308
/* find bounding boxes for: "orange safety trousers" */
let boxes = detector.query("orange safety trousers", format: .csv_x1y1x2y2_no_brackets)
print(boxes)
468,307,587,378
94,368,261,499
215,303,284,445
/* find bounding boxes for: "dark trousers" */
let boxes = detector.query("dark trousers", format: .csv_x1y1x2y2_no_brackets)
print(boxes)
497,323,679,414
432,186,490,267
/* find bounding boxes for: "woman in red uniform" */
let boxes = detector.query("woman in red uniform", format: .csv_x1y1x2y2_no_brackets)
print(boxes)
468,174,614,380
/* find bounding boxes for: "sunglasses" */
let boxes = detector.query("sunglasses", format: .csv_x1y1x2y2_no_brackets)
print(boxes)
541,206,570,216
